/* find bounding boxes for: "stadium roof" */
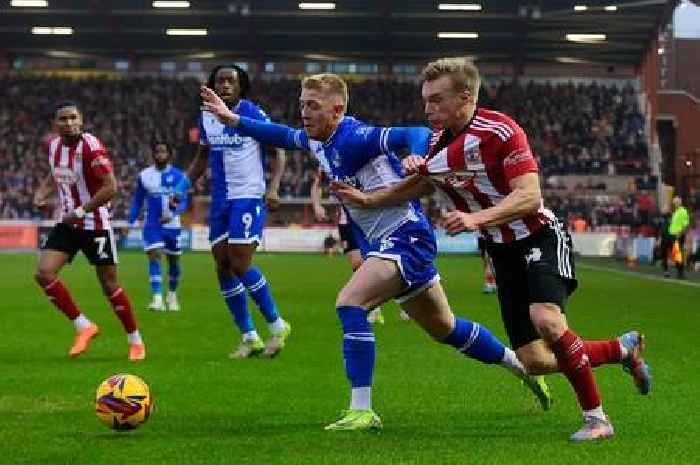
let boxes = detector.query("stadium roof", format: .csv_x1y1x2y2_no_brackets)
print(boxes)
0,0,677,66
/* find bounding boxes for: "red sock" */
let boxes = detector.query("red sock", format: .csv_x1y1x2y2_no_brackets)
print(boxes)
42,279,81,320
552,329,602,410
584,340,622,368
108,288,138,334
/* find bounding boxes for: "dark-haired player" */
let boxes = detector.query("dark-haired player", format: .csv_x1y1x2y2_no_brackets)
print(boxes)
128,141,188,312
176,65,290,358
33,102,145,361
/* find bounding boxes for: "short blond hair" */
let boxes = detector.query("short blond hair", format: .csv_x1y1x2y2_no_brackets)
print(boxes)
301,73,349,110
422,57,481,99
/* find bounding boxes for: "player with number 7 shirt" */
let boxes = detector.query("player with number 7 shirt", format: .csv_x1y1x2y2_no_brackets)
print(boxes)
33,101,146,361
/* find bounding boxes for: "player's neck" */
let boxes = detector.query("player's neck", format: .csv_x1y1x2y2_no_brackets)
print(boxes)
61,134,81,145
155,163,168,171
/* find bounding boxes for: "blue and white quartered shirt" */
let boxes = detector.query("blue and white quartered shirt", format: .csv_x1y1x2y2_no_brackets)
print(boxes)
128,165,188,229
199,99,271,204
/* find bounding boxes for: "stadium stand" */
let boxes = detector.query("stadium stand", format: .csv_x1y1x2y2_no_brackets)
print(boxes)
0,74,661,231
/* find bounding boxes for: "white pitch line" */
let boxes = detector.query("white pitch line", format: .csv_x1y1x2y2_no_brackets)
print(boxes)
579,263,700,288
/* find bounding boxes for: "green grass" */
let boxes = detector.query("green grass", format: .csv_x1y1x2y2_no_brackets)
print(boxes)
1,252,698,465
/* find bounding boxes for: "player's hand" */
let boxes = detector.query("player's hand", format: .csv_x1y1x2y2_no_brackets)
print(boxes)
265,190,281,211
200,86,238,125
160,214,173,225
443,211,481,235
33,194,48,210
313,205,328,222
330,181,371,208
402,155,426,175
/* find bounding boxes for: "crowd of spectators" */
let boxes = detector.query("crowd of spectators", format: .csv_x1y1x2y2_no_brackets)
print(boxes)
0,73,657,226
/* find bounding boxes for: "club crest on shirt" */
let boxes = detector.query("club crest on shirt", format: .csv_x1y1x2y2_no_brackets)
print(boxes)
53,167,78,184
463,134,485,171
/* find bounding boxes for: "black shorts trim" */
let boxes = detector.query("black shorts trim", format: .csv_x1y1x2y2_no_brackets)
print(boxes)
487,222,578,349
338,223,359,254
43,223,118,266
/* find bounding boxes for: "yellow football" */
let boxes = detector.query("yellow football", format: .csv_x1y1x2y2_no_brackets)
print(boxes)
95,374,153,431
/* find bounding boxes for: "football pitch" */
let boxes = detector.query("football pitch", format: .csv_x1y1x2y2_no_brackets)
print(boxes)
1,252,698,465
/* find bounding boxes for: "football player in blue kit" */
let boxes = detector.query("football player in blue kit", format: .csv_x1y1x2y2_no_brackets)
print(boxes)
199,73,551,430
176,65,290,359
128,141,188,312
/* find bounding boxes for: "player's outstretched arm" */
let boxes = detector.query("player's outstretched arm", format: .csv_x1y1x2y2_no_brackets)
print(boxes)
200,86,305,150
330,175,434,208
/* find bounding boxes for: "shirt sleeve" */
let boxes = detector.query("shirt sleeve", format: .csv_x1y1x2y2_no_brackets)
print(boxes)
128,176,146,223
237,116,309,151
86,146,113,177
346,126,430,166
501,127,538,183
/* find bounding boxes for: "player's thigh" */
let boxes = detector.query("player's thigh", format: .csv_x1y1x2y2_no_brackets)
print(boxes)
336,257,404,309
489,244,540,350
211,241,232,278
39,223,80,271
81,229,119,267
399,280,454,339
35,249,72,281
226,242,256,276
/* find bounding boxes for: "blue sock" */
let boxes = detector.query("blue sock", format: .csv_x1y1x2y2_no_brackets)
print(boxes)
443,317,505,364
148,258,162,295
168,262,181,292
241,267,280,324
219,276,254,334
337,306,375,388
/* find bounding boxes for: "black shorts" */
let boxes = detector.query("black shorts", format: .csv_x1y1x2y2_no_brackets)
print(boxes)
338,223,359,254
487,221,578,349
43,223,118,266
477,237,487,257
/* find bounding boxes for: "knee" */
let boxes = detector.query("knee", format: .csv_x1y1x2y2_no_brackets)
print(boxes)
228,254,252,277
518,353,554,375
530,303,566,343
34,267,56,286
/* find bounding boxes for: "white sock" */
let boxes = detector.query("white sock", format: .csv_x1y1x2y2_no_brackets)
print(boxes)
584,405,607,422
268,317,286,335
167,291,177,299
350,386,371,411
243,330,260,342
500,347,528,380
152,294,163,303
127,330,143,345
72,314,92,331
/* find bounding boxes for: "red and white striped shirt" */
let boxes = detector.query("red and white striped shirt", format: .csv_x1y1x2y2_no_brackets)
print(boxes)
425,108,554,244
46,132,113,231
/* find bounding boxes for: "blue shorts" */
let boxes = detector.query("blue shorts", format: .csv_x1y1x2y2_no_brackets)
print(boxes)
362,221,440,303
209,198,266,246
143,226,183,255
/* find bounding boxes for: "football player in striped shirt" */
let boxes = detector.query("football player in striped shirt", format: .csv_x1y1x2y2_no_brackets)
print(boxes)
333,58,651,441
33,102,145,361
